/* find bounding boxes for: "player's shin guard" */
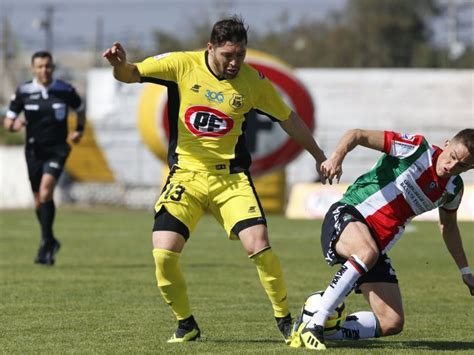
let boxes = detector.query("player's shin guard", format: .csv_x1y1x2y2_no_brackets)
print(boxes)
308,255,368,328
250,247,290,318
325,311,381,340
153,248,192,320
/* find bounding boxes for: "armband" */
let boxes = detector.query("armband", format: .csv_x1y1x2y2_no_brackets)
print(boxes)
76,123,85,133
460,266,471,275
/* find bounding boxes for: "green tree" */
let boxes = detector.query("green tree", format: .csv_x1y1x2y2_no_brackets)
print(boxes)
345,0,440,67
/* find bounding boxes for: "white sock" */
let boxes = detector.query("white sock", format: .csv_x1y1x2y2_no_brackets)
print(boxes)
325,311,380,340
308,255,368,328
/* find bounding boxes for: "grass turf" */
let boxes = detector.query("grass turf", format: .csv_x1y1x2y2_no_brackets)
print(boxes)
1,207,473,353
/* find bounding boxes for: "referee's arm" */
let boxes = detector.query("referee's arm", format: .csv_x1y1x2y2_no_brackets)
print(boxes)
3,115,23,132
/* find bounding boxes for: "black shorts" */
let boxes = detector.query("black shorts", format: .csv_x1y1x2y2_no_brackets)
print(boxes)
153,207,190,240
321,202,398,289
25,143,70,192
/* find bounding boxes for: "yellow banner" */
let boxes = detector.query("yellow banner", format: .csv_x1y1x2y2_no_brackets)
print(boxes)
286,183,474,221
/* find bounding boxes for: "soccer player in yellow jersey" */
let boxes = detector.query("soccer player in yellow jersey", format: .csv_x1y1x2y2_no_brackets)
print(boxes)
103,16,327,344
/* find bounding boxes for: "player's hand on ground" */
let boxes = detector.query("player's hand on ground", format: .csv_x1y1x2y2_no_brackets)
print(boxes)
102,42,127,67
69,131,83,144
462,274,474,295
321,158,342,184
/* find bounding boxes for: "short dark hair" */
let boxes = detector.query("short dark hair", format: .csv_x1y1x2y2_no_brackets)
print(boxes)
31,51,53,64
452,129,474,156
210,15,248,46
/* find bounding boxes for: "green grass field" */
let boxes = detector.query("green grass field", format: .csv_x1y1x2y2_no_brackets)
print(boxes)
1,207,473,354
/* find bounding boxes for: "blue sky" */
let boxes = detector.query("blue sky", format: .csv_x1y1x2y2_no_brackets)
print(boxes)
1,0,472,54
2,0,347,52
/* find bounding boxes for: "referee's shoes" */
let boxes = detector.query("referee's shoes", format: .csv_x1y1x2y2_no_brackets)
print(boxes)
35,239,61,266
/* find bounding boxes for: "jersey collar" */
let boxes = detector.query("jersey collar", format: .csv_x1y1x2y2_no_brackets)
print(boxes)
204,51,227,81
32,78,56,99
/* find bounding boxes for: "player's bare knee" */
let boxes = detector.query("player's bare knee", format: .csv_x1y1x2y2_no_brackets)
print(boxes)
379,314,404,336
363,247,380,269
353,247,379,270
38,192,53,203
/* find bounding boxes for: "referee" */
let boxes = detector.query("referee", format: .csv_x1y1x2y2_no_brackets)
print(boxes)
3,51,86,266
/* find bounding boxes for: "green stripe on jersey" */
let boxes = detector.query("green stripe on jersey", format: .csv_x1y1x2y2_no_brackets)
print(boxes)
341,139,430,206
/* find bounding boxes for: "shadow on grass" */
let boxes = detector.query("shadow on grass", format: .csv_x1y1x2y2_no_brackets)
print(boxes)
56,263,151,269
207,339,282,344
330,339,474,351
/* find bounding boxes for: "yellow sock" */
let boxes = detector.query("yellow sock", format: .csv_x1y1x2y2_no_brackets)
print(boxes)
153,248,191,320
250,247,290,318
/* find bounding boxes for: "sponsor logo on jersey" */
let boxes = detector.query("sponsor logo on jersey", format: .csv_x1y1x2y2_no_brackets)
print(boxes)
191,84,201,93
205,90,224,103
229,93,244,109
184,106,234,137
258,71,265,80
248,206,256,213
401,133,416,141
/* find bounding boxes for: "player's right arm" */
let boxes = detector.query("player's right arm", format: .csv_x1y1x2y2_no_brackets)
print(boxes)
102,42,140,83
321,129,385,183
3,88,25,132
438,207,474,295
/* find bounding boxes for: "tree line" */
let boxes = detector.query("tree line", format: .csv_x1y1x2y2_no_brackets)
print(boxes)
139,0,473,68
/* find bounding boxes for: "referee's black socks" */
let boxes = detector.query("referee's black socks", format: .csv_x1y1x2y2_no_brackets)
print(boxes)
38,200,56,243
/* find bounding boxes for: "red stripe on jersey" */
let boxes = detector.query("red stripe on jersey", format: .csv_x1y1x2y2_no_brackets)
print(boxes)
384,131,424,154
415,148,449,202
365,194,415,250
383,131,395,154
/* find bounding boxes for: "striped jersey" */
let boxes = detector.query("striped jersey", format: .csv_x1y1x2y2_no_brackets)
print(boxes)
341,131,464,253
135,50,291,174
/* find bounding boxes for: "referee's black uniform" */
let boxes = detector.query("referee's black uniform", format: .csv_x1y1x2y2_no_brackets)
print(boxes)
6,78,84,264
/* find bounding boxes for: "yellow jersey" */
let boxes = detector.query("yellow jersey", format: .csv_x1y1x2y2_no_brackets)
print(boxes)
136,50,291,174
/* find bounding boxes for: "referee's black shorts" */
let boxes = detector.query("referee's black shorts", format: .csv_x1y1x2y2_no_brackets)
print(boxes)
25,143,71,192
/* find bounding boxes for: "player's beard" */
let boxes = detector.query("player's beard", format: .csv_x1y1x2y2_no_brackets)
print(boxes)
223,66,239,79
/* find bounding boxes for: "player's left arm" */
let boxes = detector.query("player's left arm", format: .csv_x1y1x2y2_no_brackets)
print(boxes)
67,87,86,144
321,129,385,183
438,207,474,295
278,111,328,184
69,109,86,144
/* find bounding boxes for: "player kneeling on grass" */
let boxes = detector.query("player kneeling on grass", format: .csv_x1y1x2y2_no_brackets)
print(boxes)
291,128,474,350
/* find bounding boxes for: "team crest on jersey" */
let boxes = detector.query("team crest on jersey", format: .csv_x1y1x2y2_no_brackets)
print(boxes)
52,103,66,121
230,93,244,109
426,181,437,193
184,106,234,137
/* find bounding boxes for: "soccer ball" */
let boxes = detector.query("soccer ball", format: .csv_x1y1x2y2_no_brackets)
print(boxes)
300,291,347,334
